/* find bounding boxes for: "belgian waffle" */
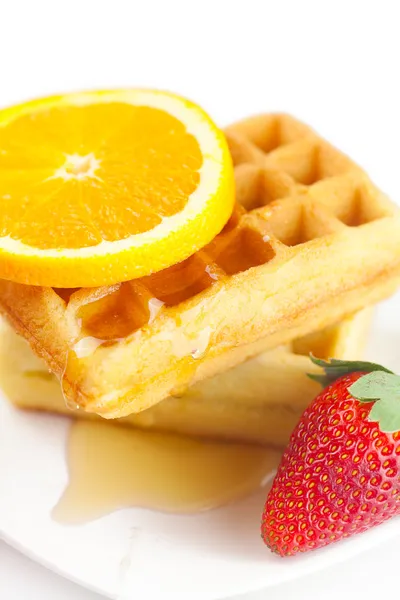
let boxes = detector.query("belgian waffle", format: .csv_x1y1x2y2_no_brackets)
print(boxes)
0,309,372,447
0,113,399,418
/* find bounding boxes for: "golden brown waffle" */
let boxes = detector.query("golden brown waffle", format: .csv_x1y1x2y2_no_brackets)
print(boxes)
0,309,372,447
0,113,399,418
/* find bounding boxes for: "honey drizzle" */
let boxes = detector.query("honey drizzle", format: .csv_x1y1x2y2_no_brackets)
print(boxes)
0,324,281,523
56,203,275,346
53,420,280,523
59,205,276,411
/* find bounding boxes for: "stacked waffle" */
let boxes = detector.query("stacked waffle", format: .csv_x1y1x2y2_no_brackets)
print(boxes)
1,111,400,446
0,308,372,447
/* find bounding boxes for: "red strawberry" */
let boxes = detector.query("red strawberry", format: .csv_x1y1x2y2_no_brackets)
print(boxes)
262,357,400,556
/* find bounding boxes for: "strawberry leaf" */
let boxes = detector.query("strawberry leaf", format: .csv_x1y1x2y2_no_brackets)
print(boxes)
348,371,400,432
348,371,400,401
368,396,400,433
308,355,393,387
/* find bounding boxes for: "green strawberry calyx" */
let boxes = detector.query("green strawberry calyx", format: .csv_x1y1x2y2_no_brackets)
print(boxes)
308,356,393,386
309,356,400,433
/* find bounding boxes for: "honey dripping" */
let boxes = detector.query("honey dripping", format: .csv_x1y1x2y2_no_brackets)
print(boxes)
0,312,281,524
50,238,281,523
60,254,224,410
59,220,275,369
71,252,224,343
53,421,280,524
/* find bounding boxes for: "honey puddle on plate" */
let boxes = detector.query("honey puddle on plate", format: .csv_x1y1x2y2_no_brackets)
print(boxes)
53,421,281,524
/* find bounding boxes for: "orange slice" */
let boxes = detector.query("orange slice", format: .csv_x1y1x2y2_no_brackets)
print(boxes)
0,90,234,287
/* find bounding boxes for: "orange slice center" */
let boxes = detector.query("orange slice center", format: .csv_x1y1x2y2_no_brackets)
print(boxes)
0,104,203,249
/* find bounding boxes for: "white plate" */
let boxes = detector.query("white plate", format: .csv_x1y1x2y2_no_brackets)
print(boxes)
1,295,400,600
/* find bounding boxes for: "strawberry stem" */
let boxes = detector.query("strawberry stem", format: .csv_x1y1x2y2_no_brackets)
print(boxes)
308,355,393,388
308,356,400,433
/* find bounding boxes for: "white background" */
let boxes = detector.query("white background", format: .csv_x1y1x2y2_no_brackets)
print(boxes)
1,0,400,598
